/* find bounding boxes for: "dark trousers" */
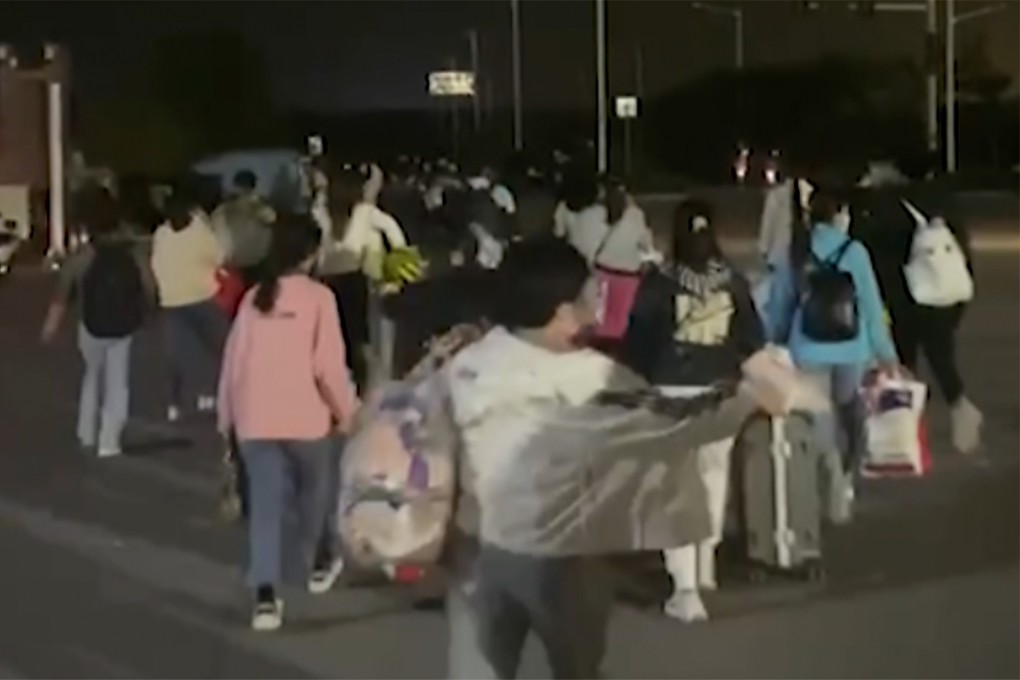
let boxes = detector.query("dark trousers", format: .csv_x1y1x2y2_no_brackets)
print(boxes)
460,545,612,680
323,273,369,391
891,303,965,404
163,300,229,406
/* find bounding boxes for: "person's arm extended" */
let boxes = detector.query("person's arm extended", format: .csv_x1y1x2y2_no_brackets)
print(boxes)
369,205,408,248
764,258,797,344
851,244,898,364
313,289,360,431
758,187,781,263
216,314,241,435
574,384,758,466
41,250,88,343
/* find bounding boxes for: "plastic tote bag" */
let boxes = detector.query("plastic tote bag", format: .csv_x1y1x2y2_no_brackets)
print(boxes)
861,376,930,477
338,326,481,572
901,200,974,308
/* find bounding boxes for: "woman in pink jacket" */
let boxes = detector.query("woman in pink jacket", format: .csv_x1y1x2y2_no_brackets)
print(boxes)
218,215,358,632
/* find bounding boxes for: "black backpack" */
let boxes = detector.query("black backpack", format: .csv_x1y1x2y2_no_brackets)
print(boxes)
82,243,146,338
799,239,859,343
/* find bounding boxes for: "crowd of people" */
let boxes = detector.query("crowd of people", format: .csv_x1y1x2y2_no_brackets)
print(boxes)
38,149,983,677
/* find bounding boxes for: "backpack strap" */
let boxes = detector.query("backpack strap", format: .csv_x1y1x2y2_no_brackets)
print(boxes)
811,238,854,269
829,238,854,266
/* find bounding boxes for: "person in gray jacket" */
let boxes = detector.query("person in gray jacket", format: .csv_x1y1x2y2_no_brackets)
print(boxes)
444,238,789,679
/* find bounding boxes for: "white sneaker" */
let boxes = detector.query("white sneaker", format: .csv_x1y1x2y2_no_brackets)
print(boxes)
663,590,709,623
951,397,983,455
251,599,284,632
308,558,345,595
197,396,217,413
97,447,122,459
167,406,181,423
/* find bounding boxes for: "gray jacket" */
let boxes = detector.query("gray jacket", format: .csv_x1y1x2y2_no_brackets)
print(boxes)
448,328,756,557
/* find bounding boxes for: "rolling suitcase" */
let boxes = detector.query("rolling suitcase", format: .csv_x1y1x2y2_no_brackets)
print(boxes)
735,412,825,581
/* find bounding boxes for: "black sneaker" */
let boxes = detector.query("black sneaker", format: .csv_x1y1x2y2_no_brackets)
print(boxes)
251,587,284,632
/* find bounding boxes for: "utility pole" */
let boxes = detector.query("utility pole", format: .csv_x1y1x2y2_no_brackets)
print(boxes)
925,0,938,155
467,29,481,134
945,0,956,173
510,0,523,151
448,56,460,162
944,0,1007,173
634,45,644,178
595,0,607,173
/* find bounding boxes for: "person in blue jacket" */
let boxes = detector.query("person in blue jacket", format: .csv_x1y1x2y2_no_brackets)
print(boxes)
766,185,899,516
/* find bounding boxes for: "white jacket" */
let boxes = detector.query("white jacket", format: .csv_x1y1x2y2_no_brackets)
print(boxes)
758,178,813,267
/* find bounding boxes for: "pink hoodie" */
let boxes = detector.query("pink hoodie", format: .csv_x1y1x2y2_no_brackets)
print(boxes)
218,275,358,441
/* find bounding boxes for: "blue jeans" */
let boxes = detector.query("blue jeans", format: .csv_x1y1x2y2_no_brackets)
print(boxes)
163,300,228,407
315,435,345,566
800,363,865,473
241,438,334,588
77,325,132,451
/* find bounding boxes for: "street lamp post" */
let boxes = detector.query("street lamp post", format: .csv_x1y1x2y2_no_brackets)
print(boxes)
595,0,607,173
945,0,1007,173
467,29,481,134
510,0,523,151
692,2,745,71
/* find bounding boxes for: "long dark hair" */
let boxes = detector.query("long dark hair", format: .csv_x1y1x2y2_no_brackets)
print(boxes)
790,183,842,273
253,214,321,314
327,167,366,240
672,198,721,271
604,176,628,225
561,170,598,213
788,178,811,272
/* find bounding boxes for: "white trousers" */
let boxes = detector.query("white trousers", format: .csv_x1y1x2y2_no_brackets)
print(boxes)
659,385,734,592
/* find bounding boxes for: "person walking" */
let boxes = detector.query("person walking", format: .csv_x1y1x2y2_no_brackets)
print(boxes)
218,215,359,631
850,175,983,454
318,165,408,390
41,190,155,457
151,189,229,422
765,186,900,516
625,198,764,622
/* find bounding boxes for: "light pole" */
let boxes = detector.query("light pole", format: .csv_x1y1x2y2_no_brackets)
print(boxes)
692,2,744,71
467,29,481,134
595,0,607,173
925,0,937,155
510,0,523,151
945,0,1007,173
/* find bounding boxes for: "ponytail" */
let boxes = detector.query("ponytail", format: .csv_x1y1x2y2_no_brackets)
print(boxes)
253,265,281,314
251,214,322,315
606,185,627,225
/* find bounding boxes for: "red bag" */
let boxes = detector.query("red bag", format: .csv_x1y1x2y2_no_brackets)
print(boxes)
593,265,641,340
862,418,932,479
214,268,246,317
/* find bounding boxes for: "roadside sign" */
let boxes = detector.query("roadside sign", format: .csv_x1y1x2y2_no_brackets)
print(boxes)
429,71,476,97
615,95,639,119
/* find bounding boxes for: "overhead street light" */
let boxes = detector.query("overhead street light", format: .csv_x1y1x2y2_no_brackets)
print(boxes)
692,2,745,71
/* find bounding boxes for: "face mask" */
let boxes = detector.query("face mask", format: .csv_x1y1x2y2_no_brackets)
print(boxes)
833,209,851,233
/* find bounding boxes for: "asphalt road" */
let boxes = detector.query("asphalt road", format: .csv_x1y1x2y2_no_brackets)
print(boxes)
0,226,1016,677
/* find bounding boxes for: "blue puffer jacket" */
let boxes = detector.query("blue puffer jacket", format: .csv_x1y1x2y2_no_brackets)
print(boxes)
765,223,897,368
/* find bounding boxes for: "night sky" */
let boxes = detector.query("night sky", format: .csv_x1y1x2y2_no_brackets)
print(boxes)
2,0,1017,113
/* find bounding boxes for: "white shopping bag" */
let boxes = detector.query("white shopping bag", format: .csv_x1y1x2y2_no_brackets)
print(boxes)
862,378,928,475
